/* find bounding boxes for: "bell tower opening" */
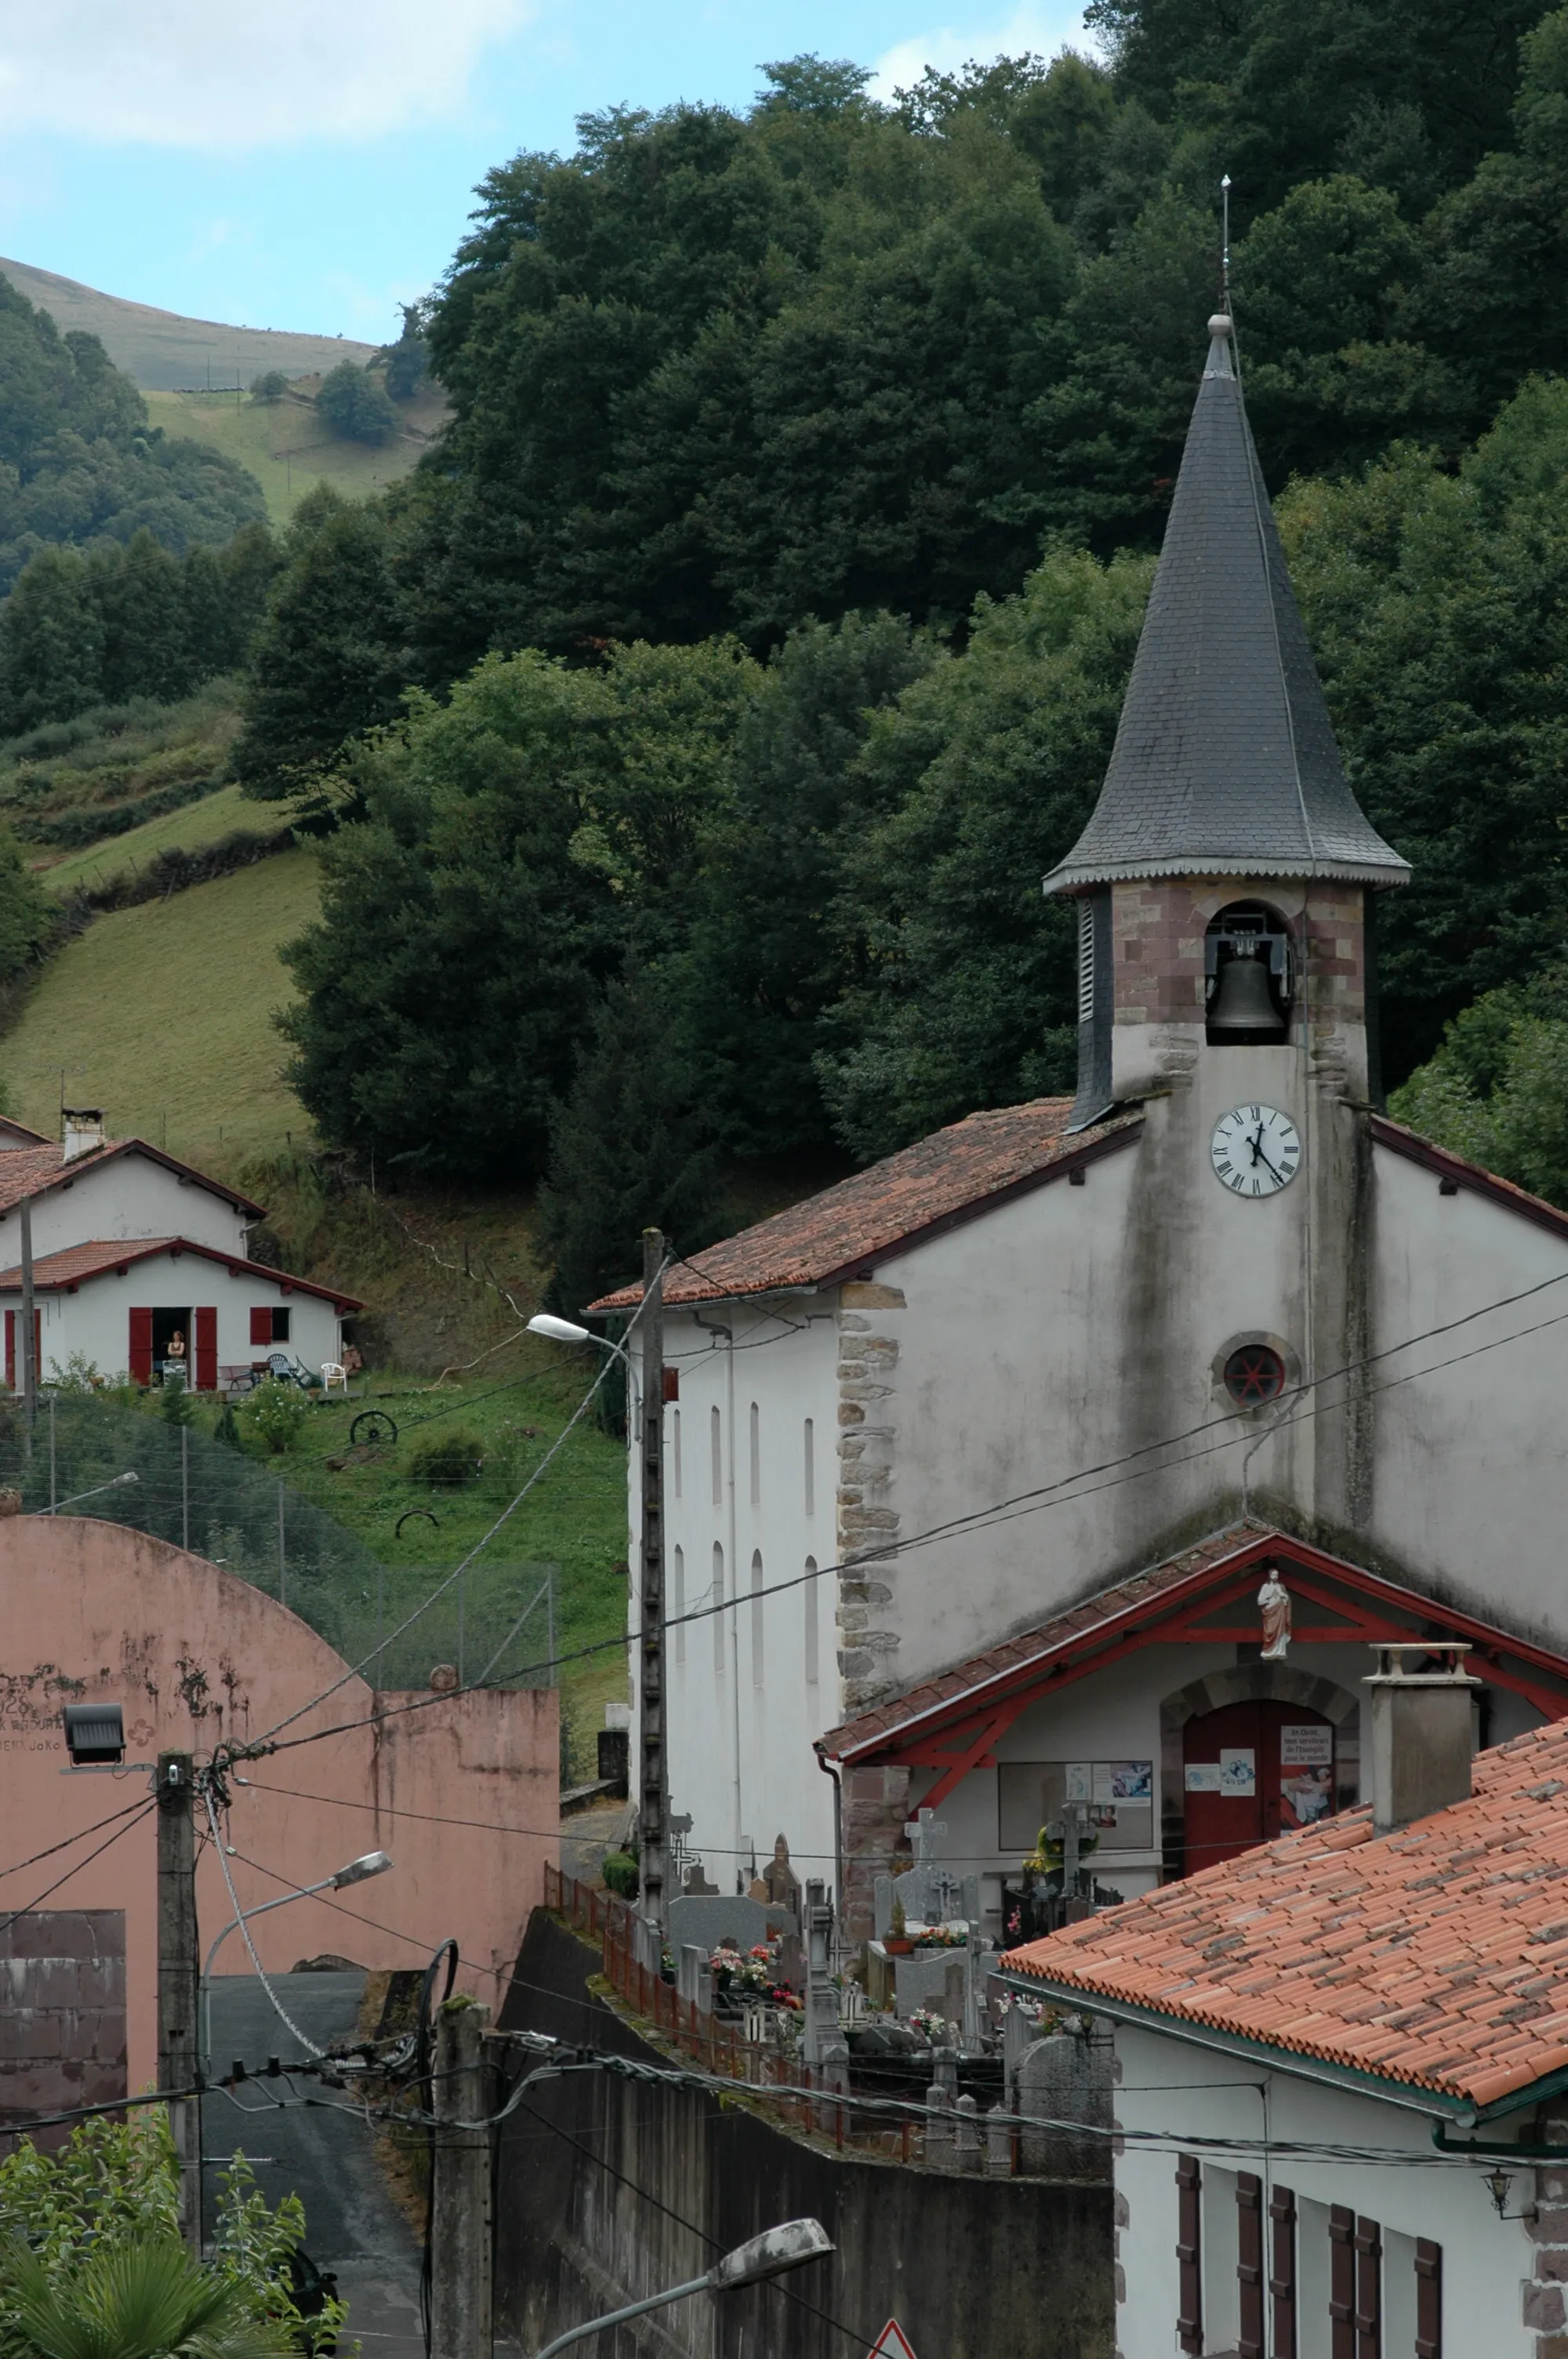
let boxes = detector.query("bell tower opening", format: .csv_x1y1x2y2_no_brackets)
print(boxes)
1205,901,1292,1046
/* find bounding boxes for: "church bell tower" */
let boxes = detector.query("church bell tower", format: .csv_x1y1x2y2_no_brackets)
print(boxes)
1045,313,1410,1538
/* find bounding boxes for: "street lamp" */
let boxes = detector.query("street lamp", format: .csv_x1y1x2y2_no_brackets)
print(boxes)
201,1850,393,2071
532,2218,833,2357
527,1314,627,1362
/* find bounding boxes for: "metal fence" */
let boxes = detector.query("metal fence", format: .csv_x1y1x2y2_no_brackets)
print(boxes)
3,1394,555,1692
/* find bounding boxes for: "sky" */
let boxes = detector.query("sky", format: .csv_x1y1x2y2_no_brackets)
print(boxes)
0,0,1091,345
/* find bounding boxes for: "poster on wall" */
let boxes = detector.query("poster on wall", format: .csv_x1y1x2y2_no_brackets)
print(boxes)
1109,1761,1153,1801
1281,1765,1334,1826
1219,1747,1257,1797
1280,1724,1333,1765
1184,1763,1223,1792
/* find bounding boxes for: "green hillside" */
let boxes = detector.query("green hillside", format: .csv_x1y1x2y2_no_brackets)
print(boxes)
0,256,379,391
38,784,275,896
147,381,446,525
2,845,318,1161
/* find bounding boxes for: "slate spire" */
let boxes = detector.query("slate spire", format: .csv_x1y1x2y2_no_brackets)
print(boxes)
1044,316,1410,896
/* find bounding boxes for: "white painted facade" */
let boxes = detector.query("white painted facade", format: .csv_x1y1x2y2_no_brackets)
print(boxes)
0,1147,254,1259
1111,2020,1537,2358
0,1248,345,1387
630,1098,1568,1910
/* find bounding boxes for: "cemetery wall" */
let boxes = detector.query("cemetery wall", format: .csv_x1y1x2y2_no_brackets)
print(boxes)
495,1910,1114,2359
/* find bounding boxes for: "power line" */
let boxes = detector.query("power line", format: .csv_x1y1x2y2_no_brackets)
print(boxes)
0,1795,156,1893
0,1801,157,1944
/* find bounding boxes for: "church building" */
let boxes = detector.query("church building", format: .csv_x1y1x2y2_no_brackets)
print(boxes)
596,311,1568,1939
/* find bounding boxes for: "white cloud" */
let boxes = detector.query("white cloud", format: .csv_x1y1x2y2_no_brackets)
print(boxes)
0,0,535,149
869,2,1095,100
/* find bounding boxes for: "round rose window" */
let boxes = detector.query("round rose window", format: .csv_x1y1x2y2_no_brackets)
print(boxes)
1223,1343,1286,1406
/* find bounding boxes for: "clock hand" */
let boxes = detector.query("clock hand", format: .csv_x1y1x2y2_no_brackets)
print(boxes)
1257,1149,1287,1185
1247,1125,1265,1165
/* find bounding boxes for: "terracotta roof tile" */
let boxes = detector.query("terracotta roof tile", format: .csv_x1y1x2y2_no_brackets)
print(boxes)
0,1237,362,1311
1005,1716,1568,2108
0,1138,265,1219
589,1099,1141,1310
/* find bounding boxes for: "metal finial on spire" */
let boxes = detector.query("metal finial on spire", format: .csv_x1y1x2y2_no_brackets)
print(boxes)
1220,173,1232,317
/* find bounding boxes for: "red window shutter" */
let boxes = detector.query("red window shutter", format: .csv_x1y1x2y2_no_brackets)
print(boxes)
1330,2206,1356,2359
1176,2154,1202,2355
129,1307,154,1387
4,1310,12,1392
1414,2238,1441,2359
1237,2172,1264,2359
249,1306,272,1347
1269,2183,1298,2359
194,1307,217,1392
1353,2215,1381,2359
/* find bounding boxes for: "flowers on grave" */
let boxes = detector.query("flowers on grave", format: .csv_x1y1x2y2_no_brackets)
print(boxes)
996,1990,1050,2023
905,1919,970,1947
906,2007,951,2043
1006,1907,1022,1938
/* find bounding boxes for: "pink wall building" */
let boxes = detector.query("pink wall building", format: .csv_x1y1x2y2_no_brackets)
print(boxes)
0,1516,558,2108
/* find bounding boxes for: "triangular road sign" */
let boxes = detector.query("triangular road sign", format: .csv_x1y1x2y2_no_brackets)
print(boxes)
868,2325,917,2359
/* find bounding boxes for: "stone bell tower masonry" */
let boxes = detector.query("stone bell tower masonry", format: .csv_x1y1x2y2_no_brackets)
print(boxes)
1045,315,1410,1547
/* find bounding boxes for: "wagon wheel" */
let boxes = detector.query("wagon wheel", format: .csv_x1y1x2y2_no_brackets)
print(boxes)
350,1408,399,1448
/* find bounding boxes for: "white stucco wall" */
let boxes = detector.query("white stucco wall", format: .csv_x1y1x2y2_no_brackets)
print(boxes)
0,1151,252,1260
0,1252,341,1385
633,1301,842,1894
1112,2021,1536,2358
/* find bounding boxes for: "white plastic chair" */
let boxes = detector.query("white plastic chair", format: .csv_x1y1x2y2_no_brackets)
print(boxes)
321,1361,348,1394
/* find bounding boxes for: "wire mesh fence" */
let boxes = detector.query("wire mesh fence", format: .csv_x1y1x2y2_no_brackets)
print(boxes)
1,1394,555,1692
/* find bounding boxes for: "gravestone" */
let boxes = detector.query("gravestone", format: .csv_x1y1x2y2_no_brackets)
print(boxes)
775,1925,807,1998
681,1860,718,1898
677,1944,711,2011
1014,2027,1113,2179
924,2081,954,2168
667,1893,770,1957
801,1881,844,2067
894,1951,960,2019
985,2101,1011,2179
954,2092,981,2172
874,1866,980,1939
1002,1995,1045,2084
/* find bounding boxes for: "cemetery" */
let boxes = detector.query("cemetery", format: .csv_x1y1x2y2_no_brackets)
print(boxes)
541,1797,1113,2184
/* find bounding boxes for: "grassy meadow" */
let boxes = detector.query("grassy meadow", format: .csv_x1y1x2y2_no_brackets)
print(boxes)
147,383,446,525
2,845,319,1160
38,783,270,895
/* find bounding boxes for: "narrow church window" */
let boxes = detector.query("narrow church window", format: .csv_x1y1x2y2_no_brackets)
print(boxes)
750,1401,760,1504
1224,1344,1286,1406
672,1408,682,1499
804,1417,815,1516
751,1549,764,1685
673,1544,685,1666
804,1557,818,1685
713,1543,726,1673
711,1406,722,1507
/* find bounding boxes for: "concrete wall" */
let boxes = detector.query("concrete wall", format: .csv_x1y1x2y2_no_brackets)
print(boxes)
1113,2022,1534,2357
0,1517,557,2093
0,1150,252,1260
0,1248,343,1384
496,1910,1113,2359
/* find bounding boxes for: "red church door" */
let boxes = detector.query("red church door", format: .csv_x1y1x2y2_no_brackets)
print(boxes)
1182,1699,1337,1875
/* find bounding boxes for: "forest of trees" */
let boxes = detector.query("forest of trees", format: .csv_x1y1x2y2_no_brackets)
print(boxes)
15,0,1568,1295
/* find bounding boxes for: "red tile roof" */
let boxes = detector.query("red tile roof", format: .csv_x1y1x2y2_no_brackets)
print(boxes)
1005,1714,1568,2110
0,1238,361,1311
590,1100,1142,1310
822,1521,1273,1760
0,1139,265,1219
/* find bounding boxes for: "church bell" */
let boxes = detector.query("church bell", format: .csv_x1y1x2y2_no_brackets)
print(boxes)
1208,942,1283,1037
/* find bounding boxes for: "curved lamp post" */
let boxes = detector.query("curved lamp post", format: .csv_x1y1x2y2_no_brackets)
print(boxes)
533,2218,833,2357
201,1849,393,2072
526,1314,629,1365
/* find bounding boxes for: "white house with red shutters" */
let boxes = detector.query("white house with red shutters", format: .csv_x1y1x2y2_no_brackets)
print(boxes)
0,1111,358,1390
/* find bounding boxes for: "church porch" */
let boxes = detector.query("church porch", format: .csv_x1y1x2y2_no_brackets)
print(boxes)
820,1521,1568,1950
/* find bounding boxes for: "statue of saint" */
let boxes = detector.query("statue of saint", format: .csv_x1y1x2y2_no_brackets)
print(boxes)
761,1834,800,1910
1258,1568,1292,1660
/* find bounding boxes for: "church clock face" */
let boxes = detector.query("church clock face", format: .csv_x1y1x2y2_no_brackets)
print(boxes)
1210,1103,1301,1197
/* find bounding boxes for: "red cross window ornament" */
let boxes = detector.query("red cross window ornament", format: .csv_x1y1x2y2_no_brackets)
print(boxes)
1223,1343,1286,1406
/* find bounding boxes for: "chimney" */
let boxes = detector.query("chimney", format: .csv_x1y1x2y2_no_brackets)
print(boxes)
1363,1644,1480,1832
61,1109,105,1164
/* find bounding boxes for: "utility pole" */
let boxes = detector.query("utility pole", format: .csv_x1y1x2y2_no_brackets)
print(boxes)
638,1227,668,1931
430,1998,491,2359
20,1195,35,1430
156,1752,200,2251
